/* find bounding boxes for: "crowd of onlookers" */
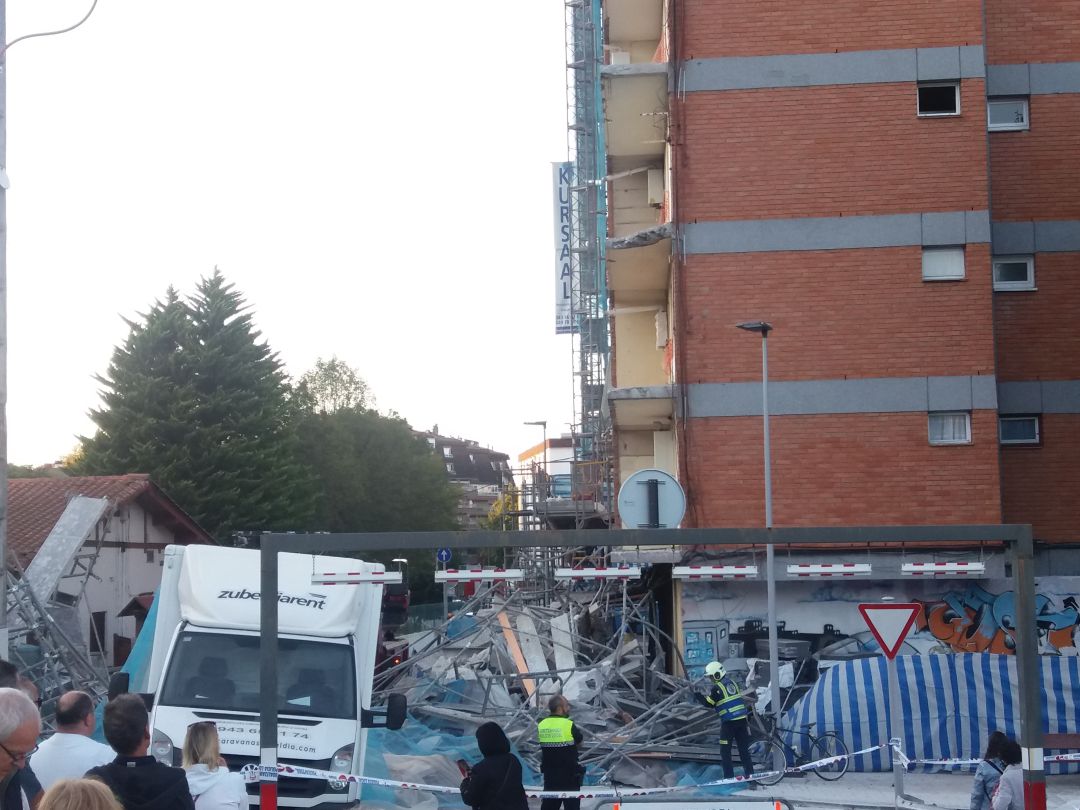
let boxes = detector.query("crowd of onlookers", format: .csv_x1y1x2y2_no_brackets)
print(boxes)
0,659,246,810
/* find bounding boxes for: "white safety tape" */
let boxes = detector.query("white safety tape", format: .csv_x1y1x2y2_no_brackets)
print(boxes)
240,742,888,799
890,743,1080,768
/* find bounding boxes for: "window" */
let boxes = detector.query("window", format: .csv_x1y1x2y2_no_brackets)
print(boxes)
999,416,1040,445
445,462,455,473
918,82,960,116
426,438,436,449
987,97,1029,131
159,631,356,718
442,445,453,458
929,412,971,445
992,255,1035,291
922,247,965,281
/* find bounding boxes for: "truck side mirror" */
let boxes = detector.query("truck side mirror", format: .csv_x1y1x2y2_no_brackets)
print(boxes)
386,693,407,730
361,694,408,729
108,672,130,701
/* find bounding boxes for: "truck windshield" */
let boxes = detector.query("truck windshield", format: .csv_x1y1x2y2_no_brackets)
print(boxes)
159,631,356,719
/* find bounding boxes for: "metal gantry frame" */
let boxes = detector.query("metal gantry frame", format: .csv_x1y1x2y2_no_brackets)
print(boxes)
257,524,1045,810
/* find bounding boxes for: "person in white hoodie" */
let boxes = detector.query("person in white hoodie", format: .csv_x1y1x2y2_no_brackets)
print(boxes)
991,738,1024,810
181,723,247,810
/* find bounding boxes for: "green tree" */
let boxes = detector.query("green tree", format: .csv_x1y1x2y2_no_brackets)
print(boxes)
295,393,460,603
7,464,66,479
78,272,317,539
482,484,519,531
296,356,372,414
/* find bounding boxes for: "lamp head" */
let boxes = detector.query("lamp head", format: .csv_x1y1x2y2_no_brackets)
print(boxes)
736,321,773,335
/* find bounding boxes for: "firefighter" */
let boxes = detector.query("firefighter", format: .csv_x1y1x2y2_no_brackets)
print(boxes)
701,660,755,781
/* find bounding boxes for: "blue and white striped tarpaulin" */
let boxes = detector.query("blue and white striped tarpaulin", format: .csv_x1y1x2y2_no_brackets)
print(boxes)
786,655,1080,772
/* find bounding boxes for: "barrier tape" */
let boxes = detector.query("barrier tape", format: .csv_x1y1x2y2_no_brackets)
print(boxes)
889,741,1080,768
238,743,886,799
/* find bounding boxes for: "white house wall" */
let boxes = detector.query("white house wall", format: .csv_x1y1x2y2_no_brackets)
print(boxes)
69,502,183,666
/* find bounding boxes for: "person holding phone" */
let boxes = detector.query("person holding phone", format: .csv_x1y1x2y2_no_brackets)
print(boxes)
459,722,527,810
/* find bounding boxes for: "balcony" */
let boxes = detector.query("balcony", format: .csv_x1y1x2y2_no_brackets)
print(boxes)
608,385,675,431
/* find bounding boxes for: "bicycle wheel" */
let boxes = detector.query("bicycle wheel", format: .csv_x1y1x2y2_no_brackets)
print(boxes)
809,733,849,780
749,739,787,786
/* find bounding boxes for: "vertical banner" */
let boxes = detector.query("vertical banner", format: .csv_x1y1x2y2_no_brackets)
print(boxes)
552,162,574,334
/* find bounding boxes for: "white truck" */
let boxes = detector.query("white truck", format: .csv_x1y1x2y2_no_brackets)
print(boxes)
115,544,404,809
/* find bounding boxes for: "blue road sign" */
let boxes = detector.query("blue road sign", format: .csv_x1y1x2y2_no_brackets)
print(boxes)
437,547,452,563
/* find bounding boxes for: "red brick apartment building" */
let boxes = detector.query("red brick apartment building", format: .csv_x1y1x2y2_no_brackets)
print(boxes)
598,0,1080,548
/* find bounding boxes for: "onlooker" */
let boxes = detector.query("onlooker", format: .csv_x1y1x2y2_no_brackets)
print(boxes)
38,778,122,810
0,687,42,810
459,722,527,810
31,692,114,789
970,730,1008,810
181,722,246,810
537,695,584,810
990,739,1024,810
85,695,194,810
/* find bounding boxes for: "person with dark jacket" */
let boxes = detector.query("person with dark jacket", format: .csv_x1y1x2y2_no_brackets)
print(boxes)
537,695,584,810
459,722,527,810
85,696,194,810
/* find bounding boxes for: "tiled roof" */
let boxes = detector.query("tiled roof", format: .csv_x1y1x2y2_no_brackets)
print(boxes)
7,474,212,566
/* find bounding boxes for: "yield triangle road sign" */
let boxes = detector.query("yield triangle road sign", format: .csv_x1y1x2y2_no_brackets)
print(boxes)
858,603,922,660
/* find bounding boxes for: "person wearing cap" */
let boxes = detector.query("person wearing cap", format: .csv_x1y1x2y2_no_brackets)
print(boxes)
700,661,754,781
536,695,583,810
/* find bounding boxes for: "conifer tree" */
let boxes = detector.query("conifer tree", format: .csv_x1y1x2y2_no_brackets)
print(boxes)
78,271,317,539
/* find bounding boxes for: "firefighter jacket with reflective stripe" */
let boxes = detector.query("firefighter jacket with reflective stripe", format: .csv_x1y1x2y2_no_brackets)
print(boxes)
706,676,748,721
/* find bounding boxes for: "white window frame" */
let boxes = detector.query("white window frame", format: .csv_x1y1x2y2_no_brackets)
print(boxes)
442,445,453,458
917,82,961,117
992,255,1035,291
928,412,972,445
445,462,455,473
987,97,1030,131
922,246,966,281
999,415,1040,445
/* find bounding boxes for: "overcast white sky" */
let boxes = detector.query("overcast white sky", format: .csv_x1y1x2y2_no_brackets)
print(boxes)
5,0,574,467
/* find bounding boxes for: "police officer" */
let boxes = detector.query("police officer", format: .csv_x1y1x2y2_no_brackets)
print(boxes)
537,694,583,810
701,661,755,781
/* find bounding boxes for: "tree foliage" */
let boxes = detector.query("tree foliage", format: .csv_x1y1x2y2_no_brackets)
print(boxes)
77,272,317,539
294,379,460,603
296,356,372,414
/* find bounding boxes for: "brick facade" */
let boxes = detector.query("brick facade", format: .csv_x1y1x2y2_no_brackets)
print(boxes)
683,411,1002,527
681,247,996,383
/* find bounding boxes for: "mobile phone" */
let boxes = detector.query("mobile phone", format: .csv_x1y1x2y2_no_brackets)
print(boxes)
456,759,471,777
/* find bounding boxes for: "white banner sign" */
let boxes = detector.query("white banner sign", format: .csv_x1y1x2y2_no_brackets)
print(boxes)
552,161,574,335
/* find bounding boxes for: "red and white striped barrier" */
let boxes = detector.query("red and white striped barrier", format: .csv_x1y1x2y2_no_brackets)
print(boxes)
673,565,759,580
554,566,642,580
900,561,986,577
311,570,403,586
434,567,525,583
787,563,872,578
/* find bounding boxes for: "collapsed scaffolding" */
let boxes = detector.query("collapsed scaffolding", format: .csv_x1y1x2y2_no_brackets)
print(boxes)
5,495,114,729
373,554,764,792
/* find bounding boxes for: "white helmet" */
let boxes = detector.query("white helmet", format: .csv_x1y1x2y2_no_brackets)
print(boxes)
704,661,725,679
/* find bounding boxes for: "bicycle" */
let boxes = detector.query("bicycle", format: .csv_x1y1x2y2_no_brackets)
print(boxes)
745,705,849,786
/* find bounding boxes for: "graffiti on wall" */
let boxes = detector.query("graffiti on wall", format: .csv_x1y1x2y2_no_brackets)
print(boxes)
916,586,1079,655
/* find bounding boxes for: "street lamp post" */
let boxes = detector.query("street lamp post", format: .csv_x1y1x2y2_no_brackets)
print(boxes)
524,420,548,495
736,321,781,738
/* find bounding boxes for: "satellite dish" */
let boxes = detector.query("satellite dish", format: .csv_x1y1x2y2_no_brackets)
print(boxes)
617,468,686,529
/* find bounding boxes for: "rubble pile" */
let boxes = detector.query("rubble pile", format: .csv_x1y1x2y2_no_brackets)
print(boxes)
372,580,734,792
